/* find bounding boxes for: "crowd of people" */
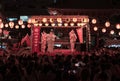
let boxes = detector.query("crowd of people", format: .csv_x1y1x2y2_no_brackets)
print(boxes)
0,48,119,81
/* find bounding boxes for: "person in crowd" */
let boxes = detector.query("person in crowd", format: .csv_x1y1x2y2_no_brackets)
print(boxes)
69,30,77,52
41,31,47,53
46,30,56,53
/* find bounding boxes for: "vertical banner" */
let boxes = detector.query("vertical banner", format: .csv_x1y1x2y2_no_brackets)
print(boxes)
76,28,83,43
32,26,40,53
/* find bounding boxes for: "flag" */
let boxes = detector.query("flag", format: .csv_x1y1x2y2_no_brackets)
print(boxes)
21,33,31,47
76,28,83,43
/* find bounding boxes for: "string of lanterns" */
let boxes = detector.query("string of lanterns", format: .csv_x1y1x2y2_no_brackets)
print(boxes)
0,18,30,29
0,17,120,35
92,18,120,35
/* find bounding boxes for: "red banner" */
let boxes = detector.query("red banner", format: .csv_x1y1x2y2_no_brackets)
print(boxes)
32,26,40,53
76,28,83,43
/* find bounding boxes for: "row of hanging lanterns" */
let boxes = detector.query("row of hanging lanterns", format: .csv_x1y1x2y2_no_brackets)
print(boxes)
28,17,89,24
0,18,31,29
33,22,86,27
92,18,120,35
93,26,120,35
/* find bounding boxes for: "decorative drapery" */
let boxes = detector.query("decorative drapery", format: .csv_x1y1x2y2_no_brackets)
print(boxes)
76,28,83,43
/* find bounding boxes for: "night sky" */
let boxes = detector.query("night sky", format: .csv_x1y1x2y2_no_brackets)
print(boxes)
0,0,120,16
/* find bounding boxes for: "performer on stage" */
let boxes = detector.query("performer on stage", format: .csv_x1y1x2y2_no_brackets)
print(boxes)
69,30,77,52
46,30,56,53
41,31,47,53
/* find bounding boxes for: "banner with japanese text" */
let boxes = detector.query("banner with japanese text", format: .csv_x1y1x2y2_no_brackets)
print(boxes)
32,26,40,53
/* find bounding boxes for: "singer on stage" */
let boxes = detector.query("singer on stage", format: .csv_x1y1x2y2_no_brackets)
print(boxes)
41,31,47,53
69,30,77,52
46,30,56,53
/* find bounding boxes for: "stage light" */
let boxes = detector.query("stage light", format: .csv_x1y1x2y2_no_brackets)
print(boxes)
28,18,32,23
64,23,68,27
5,23,8,27
9,21,14,28
73,18,77,22
51,23,55,27
21,24,25,29
42,18,47,23
15,25,19,29
70,23,74,26
0,23,4,28
34,23,38,26
39,23,42,26
18,19,23,25
105,21,110,27
116,24,120,29
50,18,54,23
102,28,106,33
58,23,62,26
45,23,49,26
92,18,97,24
77,23,81,26
80,23,86,26
93,26,98,31
57,18,62,23
110,30,114,34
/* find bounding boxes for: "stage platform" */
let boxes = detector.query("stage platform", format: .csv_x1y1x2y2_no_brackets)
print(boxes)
39,49,81,56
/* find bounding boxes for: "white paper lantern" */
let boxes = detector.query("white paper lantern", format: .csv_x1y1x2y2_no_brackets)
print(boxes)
102,28,106,33
110,30,114,34
92,18,97,24
9,21,14,28
18,19,23,25
105,21,110,27
15,25,19,29
93,26,98,31
116,24,120,29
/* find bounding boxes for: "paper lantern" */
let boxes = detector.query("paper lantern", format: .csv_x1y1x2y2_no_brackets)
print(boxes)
105,21,110,27
18,19,23,25
116,24,120,29
15,25,19,29
21,24,25,28
73,18,77,22
110,30,114,34
92,18,97,24
0,23,4,28
5,23,8,27
102,28,106,33
9,21,14,28
93,26,98,31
